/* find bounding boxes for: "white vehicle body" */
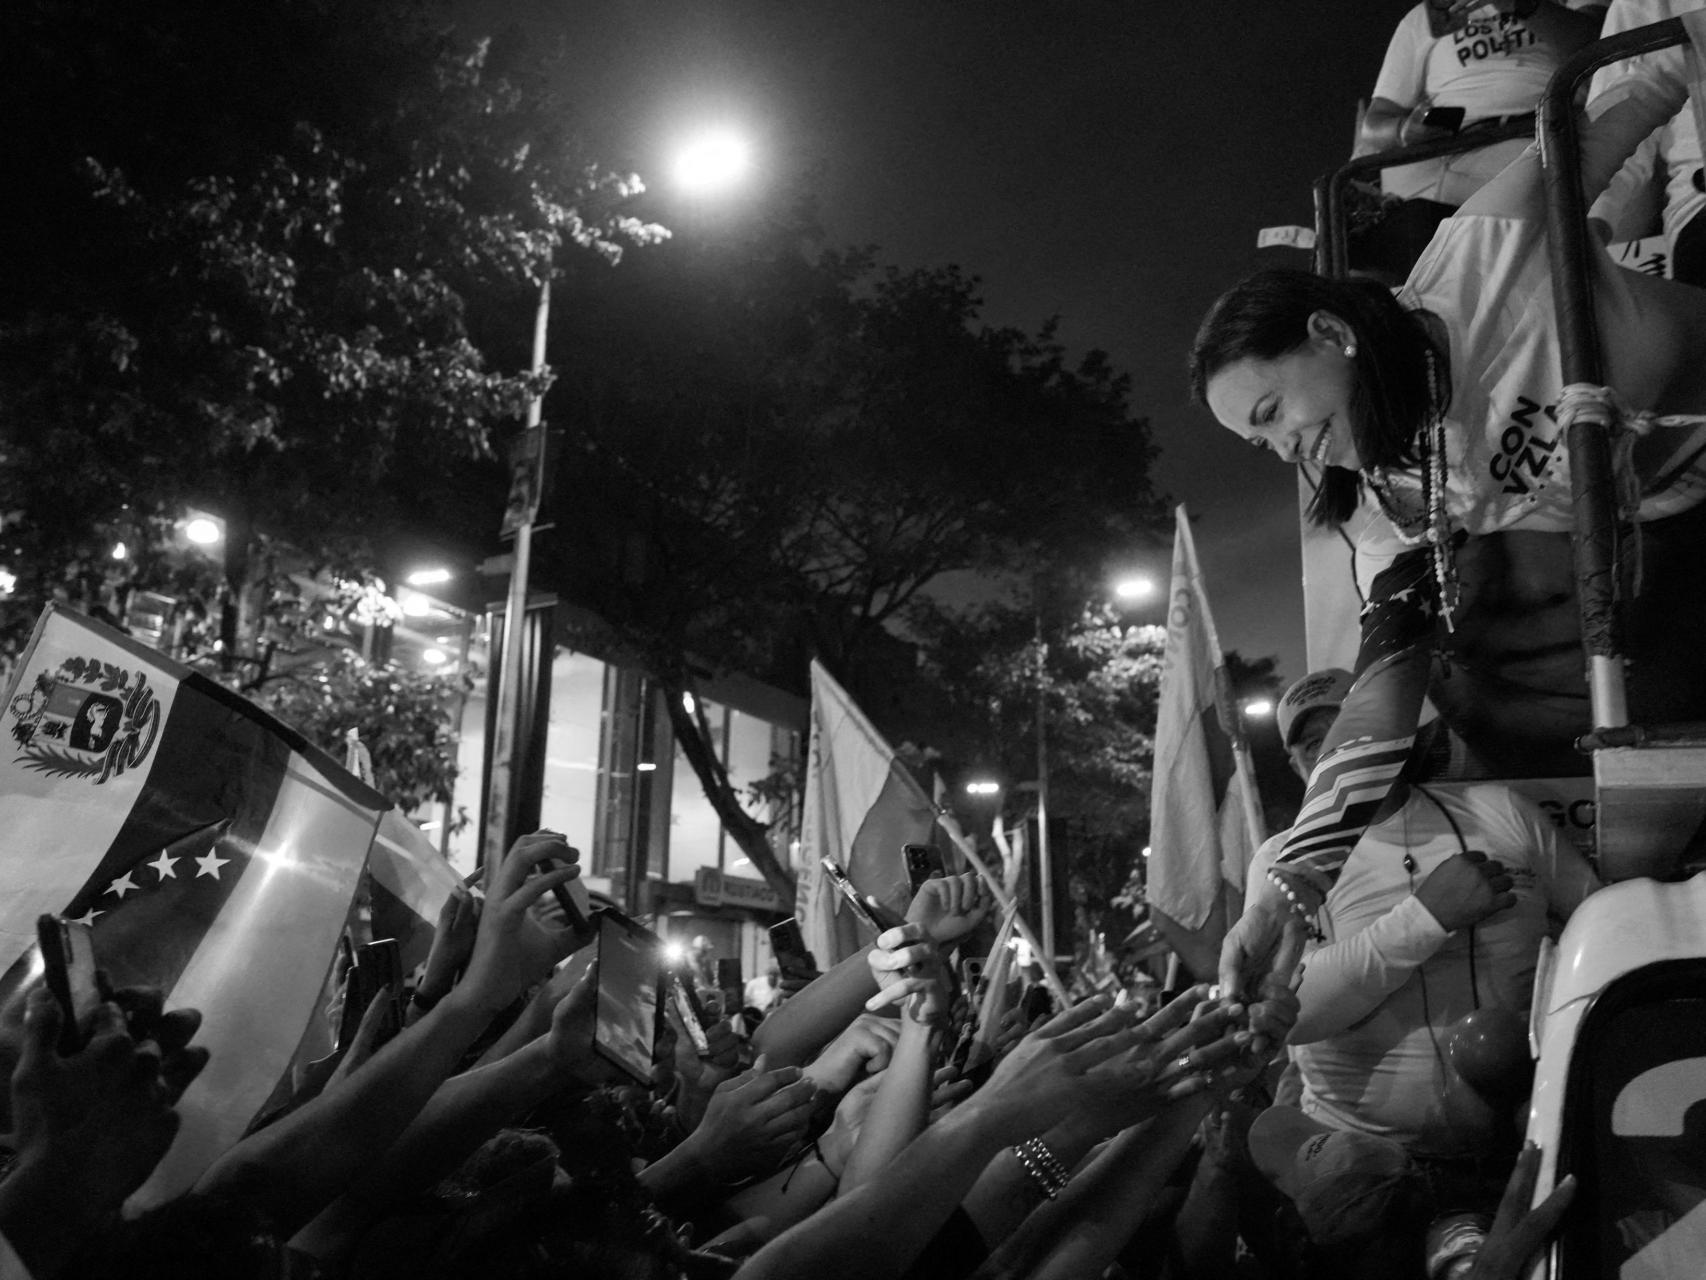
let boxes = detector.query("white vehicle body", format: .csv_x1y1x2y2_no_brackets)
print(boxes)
1524,872,1706,1278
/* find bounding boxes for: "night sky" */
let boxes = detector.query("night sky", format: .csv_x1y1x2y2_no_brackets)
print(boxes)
470,0,1408,682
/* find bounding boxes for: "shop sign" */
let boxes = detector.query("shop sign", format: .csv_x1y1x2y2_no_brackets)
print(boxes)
694,867,787,914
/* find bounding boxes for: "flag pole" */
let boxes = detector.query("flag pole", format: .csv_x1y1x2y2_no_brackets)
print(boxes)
936,808,1072,1007
1175,510,1269,861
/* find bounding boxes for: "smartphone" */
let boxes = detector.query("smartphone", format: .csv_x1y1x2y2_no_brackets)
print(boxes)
593,911,663,1084
537,854,591,929
338,937,405,1049
769,918,817,981
716,957,743,997
903,842,945,894
1421,105,1466,134
821,856,903,933
669,969,713,1056
37,915,102,1054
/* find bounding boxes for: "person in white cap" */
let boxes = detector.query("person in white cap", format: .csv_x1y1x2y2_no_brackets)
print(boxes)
1249,669,1601,1195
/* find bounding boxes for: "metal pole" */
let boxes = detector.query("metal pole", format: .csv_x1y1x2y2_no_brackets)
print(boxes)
1034,614,1056,969
483,275,552,879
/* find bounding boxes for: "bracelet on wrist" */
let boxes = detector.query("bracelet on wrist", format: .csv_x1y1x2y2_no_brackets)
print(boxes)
1265,868,1326,942
1012,1137,1071,1200
410,986,444,1012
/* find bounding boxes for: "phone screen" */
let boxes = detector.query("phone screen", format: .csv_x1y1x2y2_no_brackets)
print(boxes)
670,971,713,1055
821,857,899,932
37,915,101,1053
593,913,662,1084
769,919,816,980
903,843,944,893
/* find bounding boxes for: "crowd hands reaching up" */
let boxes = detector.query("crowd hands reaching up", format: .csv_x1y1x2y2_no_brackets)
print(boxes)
0,831,1570,1280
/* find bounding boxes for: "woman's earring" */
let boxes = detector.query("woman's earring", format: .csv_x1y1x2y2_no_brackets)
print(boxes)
1343,344,1357,359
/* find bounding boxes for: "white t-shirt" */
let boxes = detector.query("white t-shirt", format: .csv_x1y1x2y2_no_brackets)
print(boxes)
1374,1,1602,202
1588,0,1706,244
1251,783,1599,1155
1371,206,1706,542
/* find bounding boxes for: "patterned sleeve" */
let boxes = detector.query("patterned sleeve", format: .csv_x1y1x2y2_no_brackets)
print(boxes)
1269,547,1439,890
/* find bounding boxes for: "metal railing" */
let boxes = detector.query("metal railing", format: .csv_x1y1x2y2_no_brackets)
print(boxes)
1540,18,1688,736
1311,119,1537,278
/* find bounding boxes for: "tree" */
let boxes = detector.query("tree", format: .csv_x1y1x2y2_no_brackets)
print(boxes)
909,595,1167,965
0,0,659,802
531,214,1167,901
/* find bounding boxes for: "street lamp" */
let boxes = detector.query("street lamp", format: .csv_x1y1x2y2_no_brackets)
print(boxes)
672,128,752,194
1113,574,1157,603
484,132,751,876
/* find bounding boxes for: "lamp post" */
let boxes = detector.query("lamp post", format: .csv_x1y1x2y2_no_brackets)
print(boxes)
483,274,551,876
481,130,751,878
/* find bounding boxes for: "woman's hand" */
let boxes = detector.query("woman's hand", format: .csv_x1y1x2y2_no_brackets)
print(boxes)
1217,884,1310,1013
864,923,951,1026
905,873,993,948
801,1013,900,1095
681,1056,819,1184
413,884,480,1013
457,831,585,1015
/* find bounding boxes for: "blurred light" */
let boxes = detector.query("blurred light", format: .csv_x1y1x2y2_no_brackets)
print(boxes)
673,129,751,192
1141,845,1152,859
1244,699,1275,718
1014,937,1034,967
0,569,14,599
401,593,432,617
662,940,689,966
682,692,697,715
419,820,442,832
422,648,447,665
405,567,452,587
964,779,1002,796
111,542,128,561
637,761,658,772
1113,575,1157,602
184,517,222,545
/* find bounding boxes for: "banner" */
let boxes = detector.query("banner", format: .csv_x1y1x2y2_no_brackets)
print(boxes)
0,606,388,1204
797,660,937,968
1149,506,1266,937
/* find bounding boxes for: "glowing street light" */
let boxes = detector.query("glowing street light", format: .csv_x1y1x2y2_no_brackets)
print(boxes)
1113,575,1156,603
673,128,751,194
406,566,452,587
964,779,1002,797
183,517,223,546
1243,698,1274,719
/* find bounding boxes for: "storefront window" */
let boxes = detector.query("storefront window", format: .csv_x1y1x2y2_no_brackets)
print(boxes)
538,649,607,859
669,697,726,883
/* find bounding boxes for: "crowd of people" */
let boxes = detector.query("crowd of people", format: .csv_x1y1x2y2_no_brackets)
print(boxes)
6,2,1706,1277
0,828,1573,1280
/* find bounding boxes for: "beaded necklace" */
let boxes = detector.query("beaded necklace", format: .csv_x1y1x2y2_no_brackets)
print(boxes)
1361,346,1458,632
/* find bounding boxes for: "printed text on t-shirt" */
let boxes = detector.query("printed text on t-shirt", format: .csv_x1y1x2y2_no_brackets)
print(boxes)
1491,395,1558,495
1453,15,1537,66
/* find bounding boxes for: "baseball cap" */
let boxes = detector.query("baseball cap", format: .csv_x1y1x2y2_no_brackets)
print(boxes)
1276,668,1354,747
1248,1105,1422,1249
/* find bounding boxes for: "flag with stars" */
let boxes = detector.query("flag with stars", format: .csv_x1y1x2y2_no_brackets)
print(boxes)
0,605,387,1204
1148,506,1267,970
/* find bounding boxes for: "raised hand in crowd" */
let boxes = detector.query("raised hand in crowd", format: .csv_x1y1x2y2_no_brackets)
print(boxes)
405,880,481,1026
195,829,587,1232
641,1055,818,1206
800,1012,899,1096
905,871,993,947
0,986,207,1280
840,923,953,1194
458,830,587,1014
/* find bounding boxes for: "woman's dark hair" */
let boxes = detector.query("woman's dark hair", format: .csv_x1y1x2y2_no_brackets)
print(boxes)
1188,269,1448,527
